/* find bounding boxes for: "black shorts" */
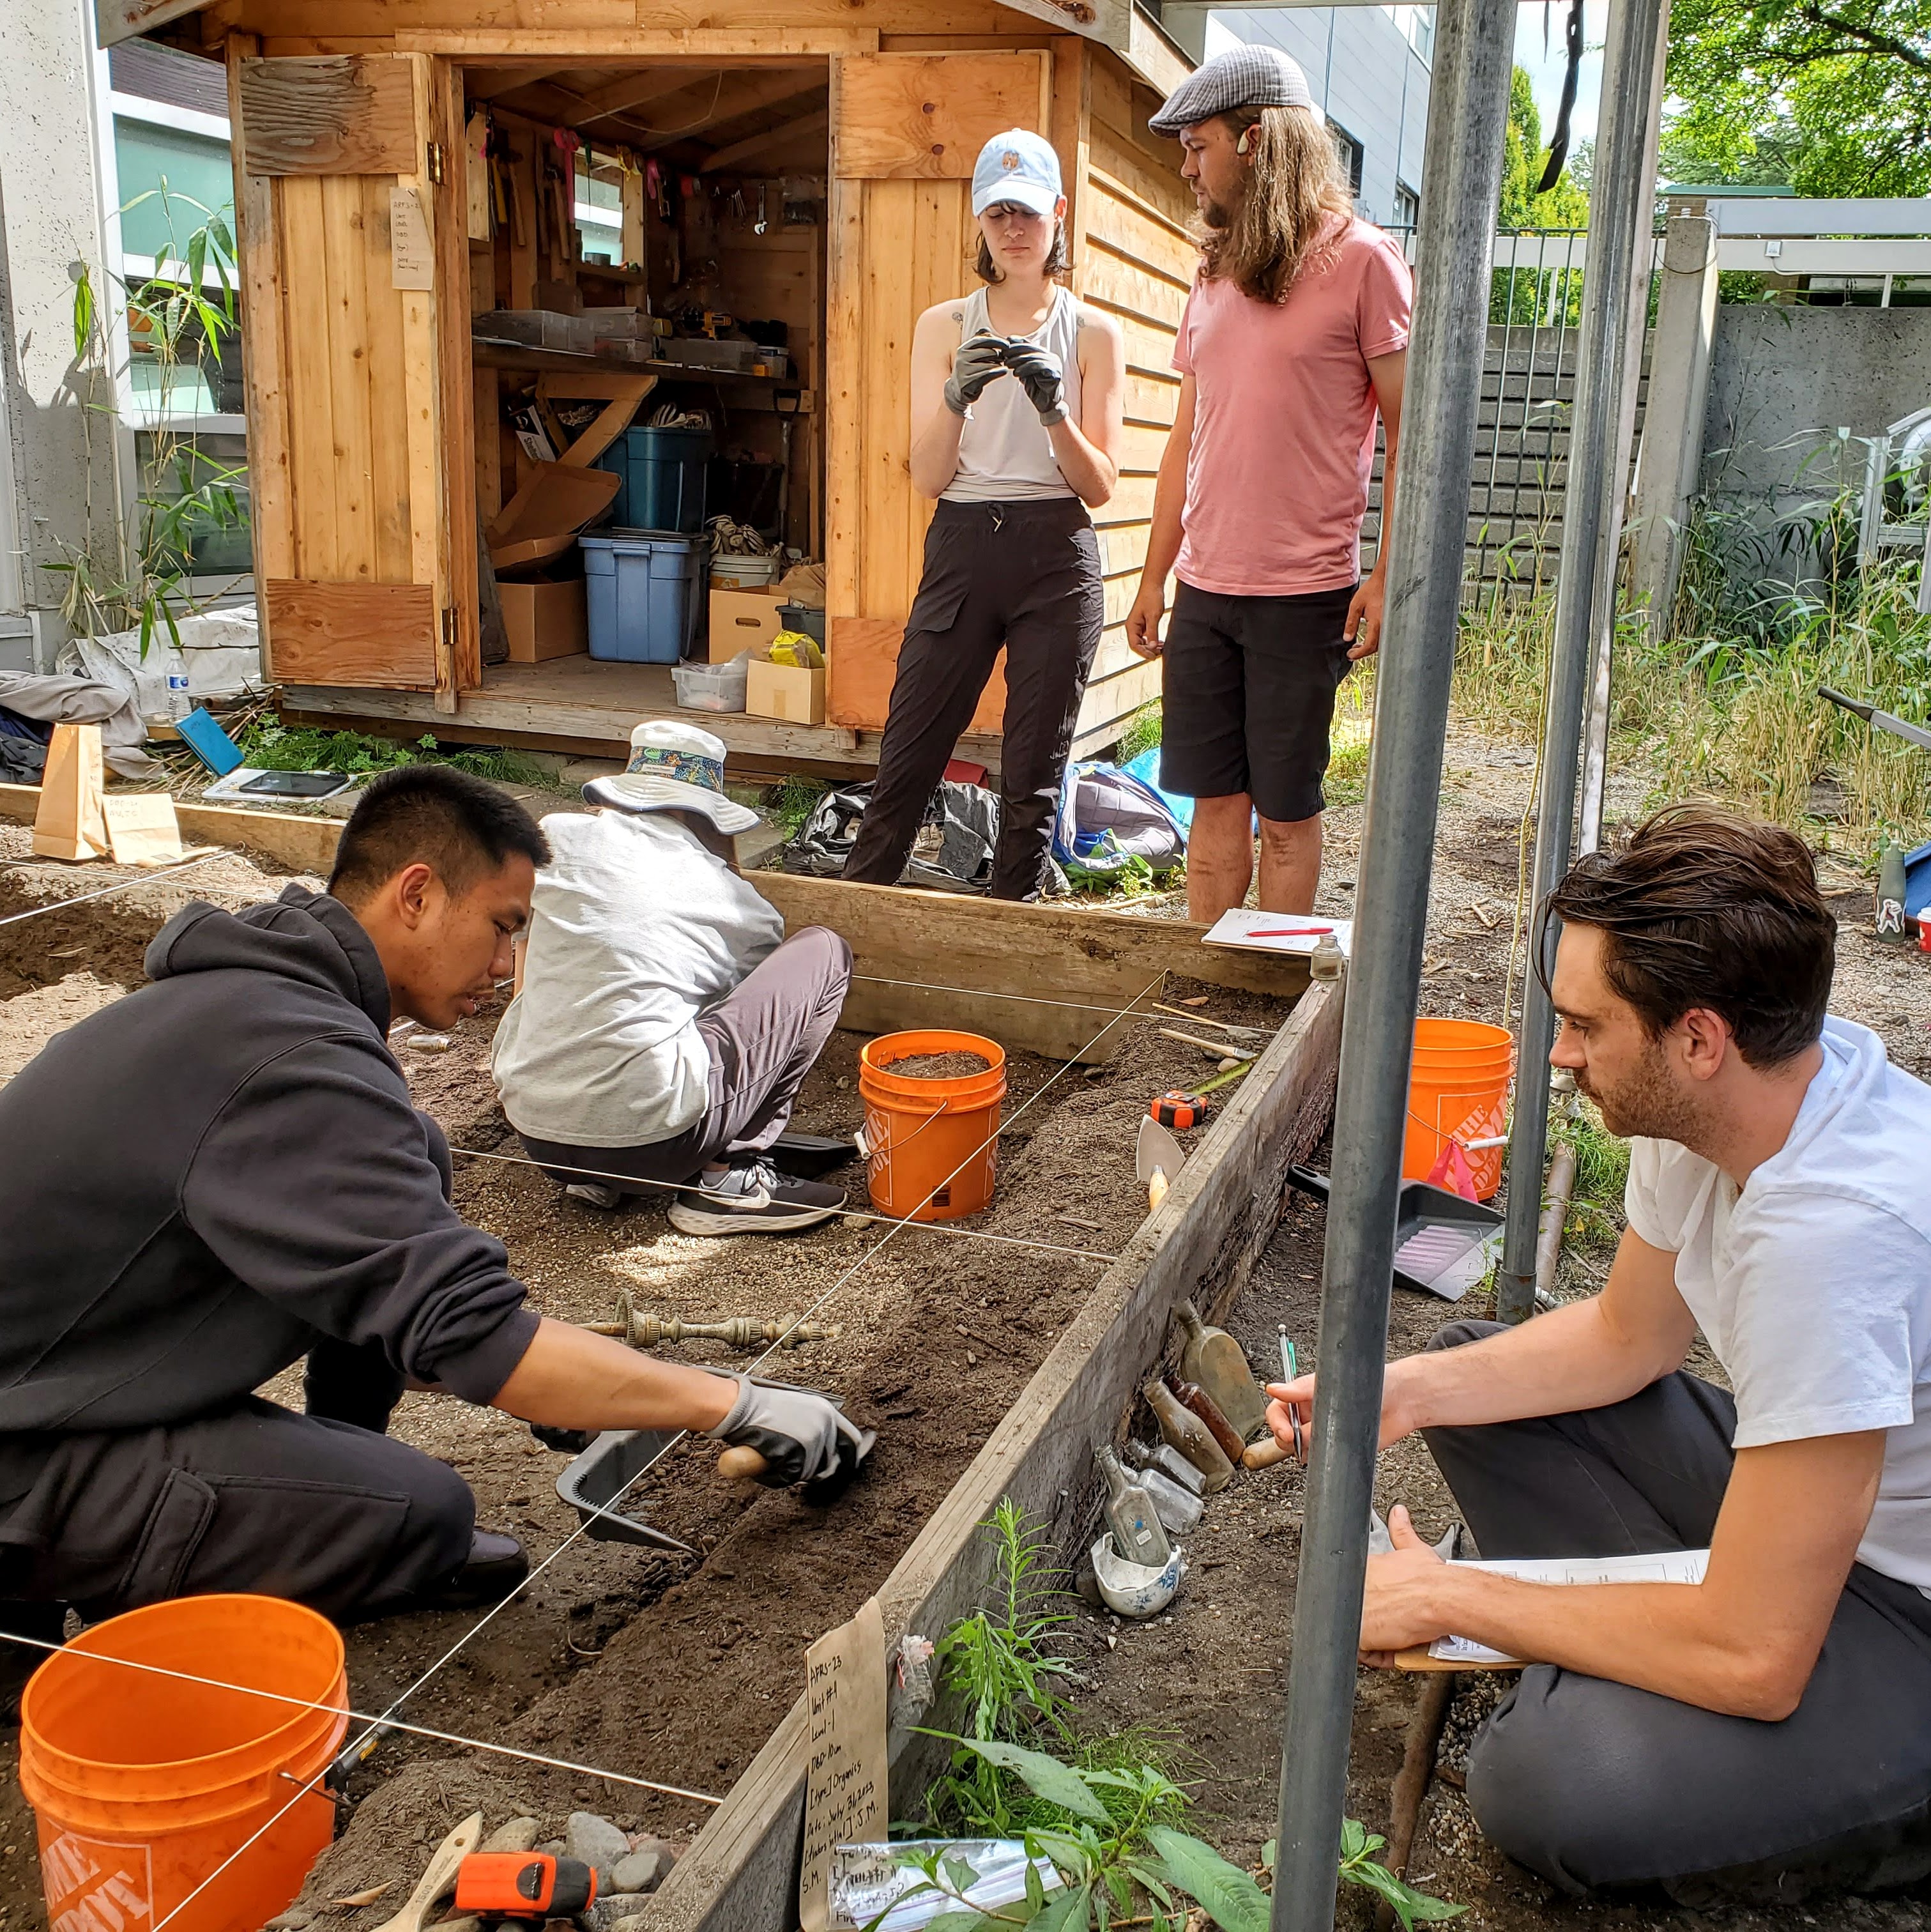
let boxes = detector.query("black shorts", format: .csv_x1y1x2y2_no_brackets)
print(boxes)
1158,580,1357,824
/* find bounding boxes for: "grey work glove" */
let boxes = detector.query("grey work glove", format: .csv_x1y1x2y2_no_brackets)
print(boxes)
708,1374,866,1487
1001,341,1069,427
943,332,1011,417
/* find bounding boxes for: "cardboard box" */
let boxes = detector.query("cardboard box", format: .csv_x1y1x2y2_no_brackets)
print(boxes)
747,650,827,726
499,576,588,663
708,587,786,663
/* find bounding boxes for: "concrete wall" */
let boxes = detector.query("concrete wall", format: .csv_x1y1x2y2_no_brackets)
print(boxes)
1160,6,1431,234
0,0,123,672
1700,305,1931,512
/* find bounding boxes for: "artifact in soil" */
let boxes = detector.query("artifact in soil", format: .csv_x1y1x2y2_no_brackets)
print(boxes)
1173,1298,1267,1440
1143,1377,1233,1492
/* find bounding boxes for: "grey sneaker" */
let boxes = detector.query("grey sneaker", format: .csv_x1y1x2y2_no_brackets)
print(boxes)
668,1157,846,1236
565,1181,625,1209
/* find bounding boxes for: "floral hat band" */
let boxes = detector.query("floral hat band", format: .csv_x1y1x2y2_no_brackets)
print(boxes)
625,743,726,795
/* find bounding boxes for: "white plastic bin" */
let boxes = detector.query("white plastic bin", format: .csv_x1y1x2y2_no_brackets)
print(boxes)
672,652,749,713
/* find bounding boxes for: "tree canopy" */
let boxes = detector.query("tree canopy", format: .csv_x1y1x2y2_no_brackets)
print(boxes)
1662,0,1931,195
1500,65,1593,227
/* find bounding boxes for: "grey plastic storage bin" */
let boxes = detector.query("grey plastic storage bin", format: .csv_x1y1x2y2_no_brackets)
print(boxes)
581,530,707,664
597,424,713,533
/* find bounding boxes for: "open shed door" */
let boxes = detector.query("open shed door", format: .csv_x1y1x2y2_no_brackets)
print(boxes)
227,50,476,699
825,50,1054,735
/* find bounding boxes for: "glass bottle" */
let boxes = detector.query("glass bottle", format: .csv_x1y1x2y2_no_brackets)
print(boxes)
1143,1378,1233,1493
1094,1444,1172,1568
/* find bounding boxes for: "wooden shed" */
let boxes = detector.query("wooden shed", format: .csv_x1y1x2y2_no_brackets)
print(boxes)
105,0,1200,779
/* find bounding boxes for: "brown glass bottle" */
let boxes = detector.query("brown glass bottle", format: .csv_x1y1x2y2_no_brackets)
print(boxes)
1168,1376,1245,1464
1143,1378,1234,1492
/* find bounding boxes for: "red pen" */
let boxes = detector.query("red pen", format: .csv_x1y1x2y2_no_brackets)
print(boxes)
1248,924,1334,937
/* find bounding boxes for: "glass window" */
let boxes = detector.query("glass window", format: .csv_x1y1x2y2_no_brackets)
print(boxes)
113,118,233,262
576,155,625,264
1329,121,1366,200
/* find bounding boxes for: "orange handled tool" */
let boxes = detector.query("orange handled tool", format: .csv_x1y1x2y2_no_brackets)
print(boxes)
455,1854,597,1920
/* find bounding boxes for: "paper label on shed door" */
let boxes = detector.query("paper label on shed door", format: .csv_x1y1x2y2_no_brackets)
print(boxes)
389,187,434,289
41,1830,152,1932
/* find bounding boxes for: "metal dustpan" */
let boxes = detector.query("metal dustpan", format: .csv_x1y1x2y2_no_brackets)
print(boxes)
1286,1164,1503,1301
556,1379,869,1547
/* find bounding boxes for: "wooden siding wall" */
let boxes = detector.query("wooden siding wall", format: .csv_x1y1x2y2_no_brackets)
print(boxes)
1072,50,1195,746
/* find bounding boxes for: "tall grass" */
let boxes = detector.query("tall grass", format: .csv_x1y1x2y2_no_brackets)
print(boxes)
1454,477,1931,861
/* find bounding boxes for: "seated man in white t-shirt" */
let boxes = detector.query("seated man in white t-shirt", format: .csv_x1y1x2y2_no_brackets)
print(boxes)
1271,804,1931,1901
491,720,852,1236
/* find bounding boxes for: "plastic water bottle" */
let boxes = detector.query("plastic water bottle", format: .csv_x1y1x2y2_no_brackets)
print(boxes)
165,670,192,722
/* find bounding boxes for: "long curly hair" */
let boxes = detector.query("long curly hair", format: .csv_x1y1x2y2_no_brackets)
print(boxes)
1199,105,1354,302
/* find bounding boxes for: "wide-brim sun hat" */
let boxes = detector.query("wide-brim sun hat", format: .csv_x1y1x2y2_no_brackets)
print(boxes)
971,127,1063,218
584,719,761,834
1148,45,1315,138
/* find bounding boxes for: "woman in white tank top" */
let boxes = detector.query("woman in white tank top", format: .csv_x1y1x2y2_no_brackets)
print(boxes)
841,129,1126,903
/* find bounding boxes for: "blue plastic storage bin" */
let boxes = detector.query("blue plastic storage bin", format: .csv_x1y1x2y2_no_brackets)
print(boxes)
581,530,706,664
597,425,713,533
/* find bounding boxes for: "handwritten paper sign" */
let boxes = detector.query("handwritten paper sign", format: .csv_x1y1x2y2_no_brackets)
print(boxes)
798,1597,887,1932
389,187,434,289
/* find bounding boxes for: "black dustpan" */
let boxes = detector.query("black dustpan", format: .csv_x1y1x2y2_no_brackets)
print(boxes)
1285,1164,1504,1301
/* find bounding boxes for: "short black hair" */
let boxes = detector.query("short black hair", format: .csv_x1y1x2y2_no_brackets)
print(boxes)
328,764,550,907
1541,803,1835,1068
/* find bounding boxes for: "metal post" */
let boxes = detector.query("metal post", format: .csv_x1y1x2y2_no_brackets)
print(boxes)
1266,0,1516,1919
1494,0,1667,1323
1579,0,1673,857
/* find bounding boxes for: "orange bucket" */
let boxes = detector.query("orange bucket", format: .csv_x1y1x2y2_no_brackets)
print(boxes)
19,1595,349,1932
1403,1018,1515,1200
859,1029,1007,1221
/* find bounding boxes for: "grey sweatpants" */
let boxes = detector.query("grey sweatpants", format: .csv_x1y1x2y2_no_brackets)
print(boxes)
518,924,851,1192
1425,1320,1931,1897
0,1339,473,1625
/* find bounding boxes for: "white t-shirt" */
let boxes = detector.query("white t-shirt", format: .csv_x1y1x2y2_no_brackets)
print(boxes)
490,809,783,1147
1624,1016,1931,1591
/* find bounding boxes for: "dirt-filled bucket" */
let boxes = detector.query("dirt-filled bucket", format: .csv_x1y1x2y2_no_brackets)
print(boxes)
859,1029,1007,1220
19,1594,349,1932
1403,1018,1515,1200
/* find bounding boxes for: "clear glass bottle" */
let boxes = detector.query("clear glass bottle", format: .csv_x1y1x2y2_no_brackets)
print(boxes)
1094,1444,1172,1568
1124,1446,1203,1533
1143,1378,1233,1493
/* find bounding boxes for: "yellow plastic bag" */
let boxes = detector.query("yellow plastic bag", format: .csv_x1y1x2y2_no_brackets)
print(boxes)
768,630,824,669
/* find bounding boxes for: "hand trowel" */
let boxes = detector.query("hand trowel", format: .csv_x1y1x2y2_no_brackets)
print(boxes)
1137,1115,1184,1213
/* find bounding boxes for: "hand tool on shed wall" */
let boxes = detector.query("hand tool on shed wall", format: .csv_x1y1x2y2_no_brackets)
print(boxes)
372,1812,483,1932
1173,1298,1267,1440
1136,1114,1184,1213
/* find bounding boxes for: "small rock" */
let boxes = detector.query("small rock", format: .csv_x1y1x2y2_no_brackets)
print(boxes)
567,1813,632,1885
584,1894,653,1931
627,1834,680,1868
480,1818,540,1856
609,1851,662,1895
537,1841,567,1863
432,1918,482,1932
265,1913,312,1931
609,1919,653,1932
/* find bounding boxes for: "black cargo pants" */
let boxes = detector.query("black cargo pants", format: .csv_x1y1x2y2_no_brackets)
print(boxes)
0,1339,474,1627
1424,1320,1931,1899
843,496,1104,902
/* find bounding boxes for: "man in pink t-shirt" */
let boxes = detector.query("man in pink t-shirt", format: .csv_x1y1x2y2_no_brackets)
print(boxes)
1127,46,1412,920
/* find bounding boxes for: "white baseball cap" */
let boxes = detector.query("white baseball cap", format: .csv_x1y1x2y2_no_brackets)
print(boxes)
971,128,1063,218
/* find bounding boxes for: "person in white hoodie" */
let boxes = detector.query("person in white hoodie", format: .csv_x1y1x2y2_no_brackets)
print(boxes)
492,721,852,1235
1272,804,1931,1902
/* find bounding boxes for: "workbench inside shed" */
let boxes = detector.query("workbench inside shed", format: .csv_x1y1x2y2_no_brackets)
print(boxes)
130,0,1197,772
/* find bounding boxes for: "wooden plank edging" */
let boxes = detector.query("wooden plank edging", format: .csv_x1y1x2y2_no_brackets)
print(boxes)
646,976,1345,1932
0,783,344,877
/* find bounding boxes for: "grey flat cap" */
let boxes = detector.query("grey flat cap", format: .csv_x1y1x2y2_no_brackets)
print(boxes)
1148,45,1315,137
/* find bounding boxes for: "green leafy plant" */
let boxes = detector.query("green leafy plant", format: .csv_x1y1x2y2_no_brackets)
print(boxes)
1115,702,1163,765
54,188,250,656
237,721,552,787
889,1738,1463,1932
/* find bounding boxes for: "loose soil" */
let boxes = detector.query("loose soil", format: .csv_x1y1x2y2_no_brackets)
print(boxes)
880,1049,994,1078
0,816,1299,1929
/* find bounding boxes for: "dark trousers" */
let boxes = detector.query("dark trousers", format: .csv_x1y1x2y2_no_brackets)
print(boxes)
0,1342,473,1625
1424,1320,1931,1897
843,497,1103,902
519,924,851,1192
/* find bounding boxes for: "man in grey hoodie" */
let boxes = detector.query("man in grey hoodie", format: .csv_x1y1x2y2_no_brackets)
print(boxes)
0,765,861,1660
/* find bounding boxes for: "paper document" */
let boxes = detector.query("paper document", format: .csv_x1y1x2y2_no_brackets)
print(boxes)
1427,1548,1711,1666
1202,910,1354,957
830,1841,1062,1932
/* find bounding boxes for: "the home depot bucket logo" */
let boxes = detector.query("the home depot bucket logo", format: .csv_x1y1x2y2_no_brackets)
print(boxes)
40,1831,152,1932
